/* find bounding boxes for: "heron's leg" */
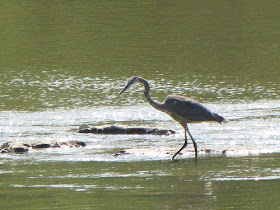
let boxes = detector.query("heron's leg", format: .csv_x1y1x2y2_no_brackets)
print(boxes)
172,128,188,160
185,124,198,158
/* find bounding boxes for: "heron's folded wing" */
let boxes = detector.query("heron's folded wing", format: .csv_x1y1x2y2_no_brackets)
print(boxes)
166,98,215,122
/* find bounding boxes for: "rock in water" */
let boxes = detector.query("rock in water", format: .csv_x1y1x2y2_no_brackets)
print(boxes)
0,140,86,154
79,125,175,135
0,142,29,154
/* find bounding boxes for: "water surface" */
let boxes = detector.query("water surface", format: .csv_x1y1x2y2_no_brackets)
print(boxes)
0,1,279,209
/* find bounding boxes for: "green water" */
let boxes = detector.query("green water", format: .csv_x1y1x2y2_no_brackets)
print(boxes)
0,1,279,209
1,0,279,110
1,155,280,209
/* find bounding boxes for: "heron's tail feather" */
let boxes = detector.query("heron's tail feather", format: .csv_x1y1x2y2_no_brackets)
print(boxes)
214,113,225,124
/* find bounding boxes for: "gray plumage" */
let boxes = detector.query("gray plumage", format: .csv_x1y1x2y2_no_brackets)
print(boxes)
119,76,225,160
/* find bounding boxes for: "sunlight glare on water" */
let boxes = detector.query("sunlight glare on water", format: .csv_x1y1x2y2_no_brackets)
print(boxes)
1,100,279,162
0,1,280,209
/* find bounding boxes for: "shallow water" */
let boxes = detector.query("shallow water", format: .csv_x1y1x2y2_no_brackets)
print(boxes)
1,100,279,209
0,100,279,162
1,0,280,209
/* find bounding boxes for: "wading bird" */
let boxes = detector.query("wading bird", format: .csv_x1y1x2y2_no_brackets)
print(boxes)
119,76,224,160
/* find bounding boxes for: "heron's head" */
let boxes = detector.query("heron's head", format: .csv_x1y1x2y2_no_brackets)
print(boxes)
119,76,140,95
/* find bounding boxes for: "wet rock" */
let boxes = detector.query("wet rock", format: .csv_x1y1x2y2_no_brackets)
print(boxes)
60,140,86,148
204,149,212,154
79,125,175,135
0,140,86,154
114,150,130,157
14,146,29,153
25,140,60,149
0,142,29,154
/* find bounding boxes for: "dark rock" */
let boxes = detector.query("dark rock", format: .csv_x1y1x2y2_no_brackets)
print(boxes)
104,126,126,134
0,140,86,154
0,142,29,154
32,143,52,149
60,140,86,147
14,147,29,153
147,128,176,135
114,150,130,157
79,125,175,135
205,149,212,154
26,140,60,149
126,128,147,134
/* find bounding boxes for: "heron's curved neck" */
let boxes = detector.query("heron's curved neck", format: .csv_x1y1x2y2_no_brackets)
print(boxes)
138,78,164,111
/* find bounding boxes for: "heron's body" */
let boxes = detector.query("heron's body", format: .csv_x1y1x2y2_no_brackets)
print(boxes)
161,95,224,125
119,76,224,160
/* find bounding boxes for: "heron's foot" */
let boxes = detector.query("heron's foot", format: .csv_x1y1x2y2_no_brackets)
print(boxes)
171,154,177,160
171,151,184,160
172,150,198,160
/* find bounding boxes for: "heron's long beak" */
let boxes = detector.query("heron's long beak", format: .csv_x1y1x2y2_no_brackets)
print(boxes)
119,84,130,96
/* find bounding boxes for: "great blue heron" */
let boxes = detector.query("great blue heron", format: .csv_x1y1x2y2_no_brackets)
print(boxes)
119,76,225,160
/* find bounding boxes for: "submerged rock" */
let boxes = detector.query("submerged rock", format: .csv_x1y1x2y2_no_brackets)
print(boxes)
113,148,237,158
0,140,86,154
79,124,175,135
114,150,130,157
